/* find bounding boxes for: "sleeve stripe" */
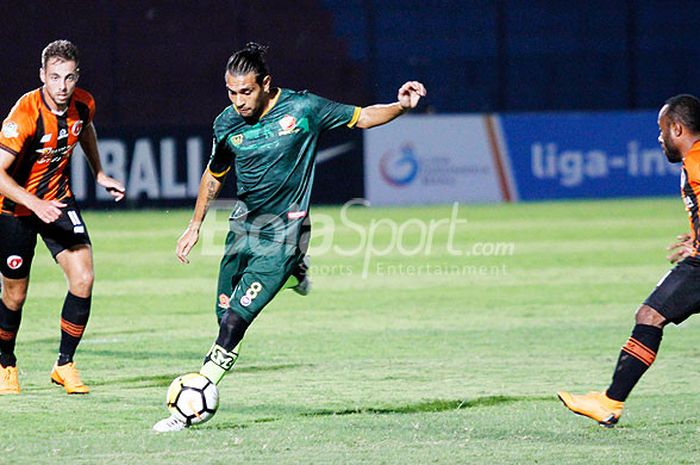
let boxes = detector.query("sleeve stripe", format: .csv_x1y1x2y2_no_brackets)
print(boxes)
207,165,231,178
347,106,361,128
0,142,19,156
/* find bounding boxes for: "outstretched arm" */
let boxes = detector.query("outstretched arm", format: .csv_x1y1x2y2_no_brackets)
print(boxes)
79,122,125,201
176,169,225,264
355,81,427,129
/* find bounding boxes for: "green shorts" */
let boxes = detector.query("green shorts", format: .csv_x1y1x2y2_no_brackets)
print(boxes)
215,231,304,322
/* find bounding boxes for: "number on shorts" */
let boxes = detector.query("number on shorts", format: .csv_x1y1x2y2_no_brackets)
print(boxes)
246,282,263,299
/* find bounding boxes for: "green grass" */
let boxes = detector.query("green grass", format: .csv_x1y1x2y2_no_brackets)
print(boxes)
3,197,700,464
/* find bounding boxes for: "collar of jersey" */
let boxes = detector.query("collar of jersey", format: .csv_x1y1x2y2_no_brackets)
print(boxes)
259,87,282,120
691,139,700,153
685,140,700,164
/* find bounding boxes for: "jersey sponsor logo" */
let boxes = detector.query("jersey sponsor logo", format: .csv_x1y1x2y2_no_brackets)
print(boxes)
287,210,307,220
35,142,78,161
2,121,19,138
58,129,69,141
278,115,300,136
71,120,84,136
40,133,53,143
37,154,67,165
6,255,23,270
217,293,231,309
279,115,297,130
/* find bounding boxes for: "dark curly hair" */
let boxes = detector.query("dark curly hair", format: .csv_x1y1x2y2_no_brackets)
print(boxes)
41,40,80,68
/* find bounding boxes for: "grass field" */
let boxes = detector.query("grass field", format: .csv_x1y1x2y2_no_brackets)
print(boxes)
3,197,700,465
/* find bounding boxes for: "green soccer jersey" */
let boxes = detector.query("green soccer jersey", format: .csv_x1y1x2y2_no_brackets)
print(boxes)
208,88,360,241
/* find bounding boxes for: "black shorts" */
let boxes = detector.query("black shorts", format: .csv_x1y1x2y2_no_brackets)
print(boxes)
644,256,700,325
0,198,91,279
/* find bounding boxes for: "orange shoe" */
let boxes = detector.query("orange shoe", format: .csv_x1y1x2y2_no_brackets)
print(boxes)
557,391,624,427
50,362,89,394
0,365,20,394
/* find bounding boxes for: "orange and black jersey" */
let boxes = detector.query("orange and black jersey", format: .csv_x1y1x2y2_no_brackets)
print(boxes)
681,141,700,256
0,87,95,216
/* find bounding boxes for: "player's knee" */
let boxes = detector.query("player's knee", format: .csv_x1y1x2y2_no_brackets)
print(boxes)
635,305,666,327
2,282,28,310
70,270,94,296
3,293,26,311
221,309,249,334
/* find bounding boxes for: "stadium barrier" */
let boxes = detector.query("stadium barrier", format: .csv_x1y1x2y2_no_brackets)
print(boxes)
364,111,678,205
70,111,675,209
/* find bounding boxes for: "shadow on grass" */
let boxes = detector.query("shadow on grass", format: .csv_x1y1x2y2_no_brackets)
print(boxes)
302,395,552,417
202,395,554,431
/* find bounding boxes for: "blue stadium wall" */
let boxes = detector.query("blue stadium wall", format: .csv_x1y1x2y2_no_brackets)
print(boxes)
321,0,700,112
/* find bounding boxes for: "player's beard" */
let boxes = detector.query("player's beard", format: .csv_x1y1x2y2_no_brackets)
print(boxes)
662,136,683,163
44,86,71,111
240,103,263,123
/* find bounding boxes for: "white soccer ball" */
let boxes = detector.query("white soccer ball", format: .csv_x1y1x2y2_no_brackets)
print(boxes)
166,373,219,426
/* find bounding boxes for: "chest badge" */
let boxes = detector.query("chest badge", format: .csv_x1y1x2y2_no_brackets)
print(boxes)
231,134,244,146
71,120,84,136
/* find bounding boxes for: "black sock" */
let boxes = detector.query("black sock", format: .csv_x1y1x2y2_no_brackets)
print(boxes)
0,300,22,367
200,310,249,383
214,309,249,352
606,324,663,402
58,292,91,366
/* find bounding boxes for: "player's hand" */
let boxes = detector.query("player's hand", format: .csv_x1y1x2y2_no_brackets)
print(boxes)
96,172,126,202
667,233,693,264
176,225,200,264
397,81,427,110
29,198,66,224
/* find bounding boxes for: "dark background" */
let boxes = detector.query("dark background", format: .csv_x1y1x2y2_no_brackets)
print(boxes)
1,1,698,206
0,1,365,128
2,0,699,127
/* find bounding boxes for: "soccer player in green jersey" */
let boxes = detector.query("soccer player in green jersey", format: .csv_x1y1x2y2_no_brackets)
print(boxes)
153,42,426,431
